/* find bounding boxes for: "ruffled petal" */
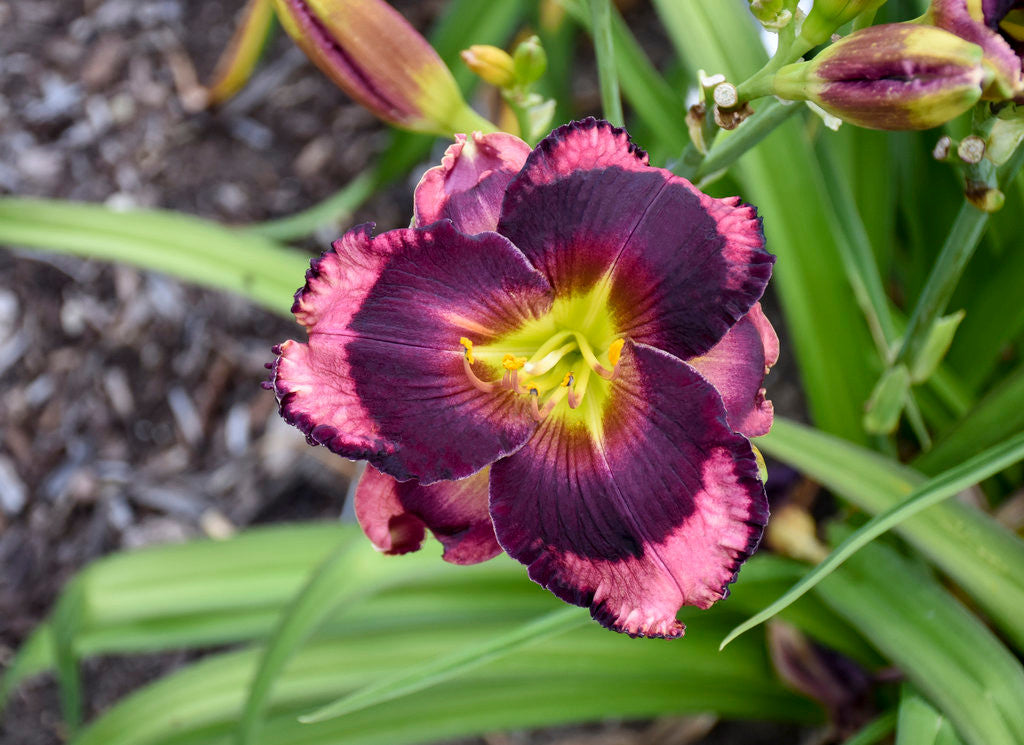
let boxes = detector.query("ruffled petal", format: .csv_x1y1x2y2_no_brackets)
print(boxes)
489,342,768,638
414,132,531,235
498,118,774,360
688,303,779,438
355,466,500,564
273,221,551,483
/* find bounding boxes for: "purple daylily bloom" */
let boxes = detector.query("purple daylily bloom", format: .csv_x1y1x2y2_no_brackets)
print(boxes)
271,120,777,638
928,0,1024,100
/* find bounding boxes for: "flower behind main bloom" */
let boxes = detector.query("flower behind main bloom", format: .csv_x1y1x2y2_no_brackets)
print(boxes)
270,120,777,638
927,0,1024,100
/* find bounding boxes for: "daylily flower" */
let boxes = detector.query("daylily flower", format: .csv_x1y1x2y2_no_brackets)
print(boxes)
926,0,1024,101
271,120,777,638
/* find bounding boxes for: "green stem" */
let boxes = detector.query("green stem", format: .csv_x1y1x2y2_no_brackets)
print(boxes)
588,0,624,127
895,200,989,371
894,120,1024,372
734,35,812,103
672,98,801,182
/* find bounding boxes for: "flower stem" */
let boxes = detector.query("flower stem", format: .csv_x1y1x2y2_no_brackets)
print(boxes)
588,0,624,127
894,140,1024,373
672,98,801,182
695,99,801,180
895,202,989,370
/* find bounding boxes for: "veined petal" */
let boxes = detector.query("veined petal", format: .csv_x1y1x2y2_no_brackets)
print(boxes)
273,221,552,483
688,303,779,438
355,466,500,564
414,132,531,235
498,118,774,360
489,342,768,638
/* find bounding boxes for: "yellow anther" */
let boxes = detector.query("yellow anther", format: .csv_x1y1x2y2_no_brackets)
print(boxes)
502,354,527,371
459,337,475,364
607,338,625,367
561,372,575,388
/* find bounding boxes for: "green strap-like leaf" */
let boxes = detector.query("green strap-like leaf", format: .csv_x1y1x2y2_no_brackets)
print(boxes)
722,428,1024,649
816,539,1024,745
895,686,963,745
843,711,898,745
759,417,1024,652
301,605,586,723
0,198,307,317
236,537,402,744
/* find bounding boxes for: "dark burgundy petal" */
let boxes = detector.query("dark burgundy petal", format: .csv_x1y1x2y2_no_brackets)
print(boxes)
355,466,500,565
415,132,531,235
273,221,551,483
489,342,768,638
688,303,778,438
498,118,774,359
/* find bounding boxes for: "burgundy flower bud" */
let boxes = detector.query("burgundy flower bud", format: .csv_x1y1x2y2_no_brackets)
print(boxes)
773,23,990,130
271,0,493,135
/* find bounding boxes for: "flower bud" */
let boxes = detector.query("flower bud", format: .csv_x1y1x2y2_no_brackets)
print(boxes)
461,45,517,88
749,0,792,29
773,24,989,130
271,0,493,135
801,0,888,46
513,35,548,86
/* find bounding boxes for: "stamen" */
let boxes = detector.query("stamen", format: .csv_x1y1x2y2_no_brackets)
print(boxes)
459,337,475,365
464,356,499,395
509,367,523,394
502,354,527,371
537,383,570,419
607,338,624,367
529,386,543,421
573,332,613,379
568,367,592,409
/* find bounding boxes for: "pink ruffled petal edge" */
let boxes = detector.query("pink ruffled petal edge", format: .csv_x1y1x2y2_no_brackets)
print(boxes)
489,342,768,638
272,220,551,483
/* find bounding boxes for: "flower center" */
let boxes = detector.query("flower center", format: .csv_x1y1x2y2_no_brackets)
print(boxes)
459,329,623,422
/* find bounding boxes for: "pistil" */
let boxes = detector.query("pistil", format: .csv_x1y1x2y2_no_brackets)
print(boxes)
572,332,613,379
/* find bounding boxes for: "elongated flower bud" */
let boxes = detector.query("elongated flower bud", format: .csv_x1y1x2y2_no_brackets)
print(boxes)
272,0,494,135
773,24,990,130
513,36,548,86
801,0,889,46
461,45,517,88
